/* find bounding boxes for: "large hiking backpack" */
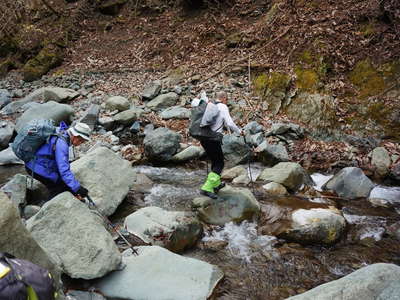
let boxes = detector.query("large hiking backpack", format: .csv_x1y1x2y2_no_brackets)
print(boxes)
12,119,60,163
189,100,223,142
0,252,56,300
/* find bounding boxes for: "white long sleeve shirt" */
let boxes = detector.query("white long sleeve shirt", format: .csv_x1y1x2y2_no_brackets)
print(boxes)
211,103,241,134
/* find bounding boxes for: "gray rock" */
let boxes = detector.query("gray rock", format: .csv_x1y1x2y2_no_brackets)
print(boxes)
15,101,74,132
266,122,305,139
43,87,80,103
24,175,49,204
124,206,202,252
146,92,179,111
79,104,100,131
95,246,224,300
0,191,61,285
0,120,14,149
255,141,289,166
262,182,288,195
221,166,247,180
368,186,400,208
232,174,250,184
243,121,263,134
143,123,154,136
106,96,130,112
141,80,162,101
280,208,346,244
172,145,204,162
98,116,115,130
0,146,24,165
24,205,41,219
131,173,153,193
192,185,260,225
160,106,190,119
113,107,144,125
144,127,181,162
0,89,11,109
371,147,391,177
1,174,27,210
0,88,45,115
71,147,136,216
27,192,121,279
246,132,265,147
323,167,374,199
287,263,400,300
67,290,106,300
222,134,252,167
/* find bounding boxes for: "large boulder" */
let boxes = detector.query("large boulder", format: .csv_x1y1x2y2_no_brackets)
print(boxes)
0,191,61,285
43,87,80,103
95,246,224,300
0,88,46,115
172,145,204,162
279,208,346,244
144,127,181,162
71,147,136,216
0,120,14,149
243,121,263,134
106,96,130,112
368,186,400,208
192,185,260,225
1,174,27,210
0,146,24,165
287,263,400,300
113,107,144,125
258,162,311,191
255,141,289,166
222,134,252,167
146,92,179,111
0,89,11,109
160,106,190,119
141,80,162,101
26,192,121,279
323,167,374,199
124,206,202,253
15,101,74,132
370,147,391,177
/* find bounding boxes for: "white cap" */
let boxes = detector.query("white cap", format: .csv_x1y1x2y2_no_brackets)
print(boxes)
69,122,91,141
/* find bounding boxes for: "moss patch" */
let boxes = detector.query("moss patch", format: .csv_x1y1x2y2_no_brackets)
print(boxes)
295,67,319,91
253,72,290,96
349,59,385,98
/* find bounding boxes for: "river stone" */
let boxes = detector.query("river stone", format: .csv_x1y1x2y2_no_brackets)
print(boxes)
141,80,162,101
1,174,27,210
0,89,11,109
160,106,190,119
172,145,204,162
287,263,400,300
144,127,181,162
0,191,61,285
0,146,24,165
24,205,41,219
232,174,251,184
79,104,100,130
192,185,260,225
113,107,144,125
67,290,106,300
243,121,263,134
146,92,179,111
0,88,46,115
106,96,130,112
258,162,309,191
262,182,288,195
368,186,400,208
221,166,247,180
370,147,391,177
124,206,202,253
280,208,346,244
26,192,121,279
71,147,136,216
323,167,374,199
15,101,74,132
255,141,289,166
43,87,80,103
95,246,224,300
0,120,14,149
222,134,252,167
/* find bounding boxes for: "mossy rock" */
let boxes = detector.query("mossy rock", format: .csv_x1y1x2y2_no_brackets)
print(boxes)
295,66,320,92
349,59,385,98
97,0,128,15
22,45,63,82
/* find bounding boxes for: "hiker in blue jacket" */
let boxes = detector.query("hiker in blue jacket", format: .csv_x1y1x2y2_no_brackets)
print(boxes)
25,122,92,202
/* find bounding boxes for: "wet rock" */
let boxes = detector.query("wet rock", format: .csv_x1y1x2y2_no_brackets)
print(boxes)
370,147,391,178
15,101,74,132
124,206,202,253
0,174,27,210
95,246,223,300
323,167,374,199
141,80,162,101
0,89,11,109
258,162,310,191
287,263,400,300
0,146,24,165
113,107,144,125
172,145,204,162
79,104,100,131
27,192,121,279
0,191,61,285
255,141,289,166
280,208,346,244
262,182,288,195
67,290,106,300
192,185,260,225
23,205,40,219
160,106,190,119
368,186,400,208
43,87,79,103
144,127,181,162
221,165,247,180
106,96,130,112
71,147,136,216
146,92,179,111
243,121,263,134
0,120,14,149
222,134,252,167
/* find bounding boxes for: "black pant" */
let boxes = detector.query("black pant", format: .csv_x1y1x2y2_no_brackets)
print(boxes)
25,167,72,201
200,139,224,175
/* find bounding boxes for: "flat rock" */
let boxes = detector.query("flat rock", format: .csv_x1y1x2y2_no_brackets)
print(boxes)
146,92,179,111
172,145,204,162
113,107,144,125
160,106,190,119
106,96,130,112
43,87,80,103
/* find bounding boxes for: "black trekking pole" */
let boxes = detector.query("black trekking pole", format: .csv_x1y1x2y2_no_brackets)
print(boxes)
85,195,138,256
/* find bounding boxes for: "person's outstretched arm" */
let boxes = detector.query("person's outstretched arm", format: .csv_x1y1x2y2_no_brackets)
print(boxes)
55,138,81,193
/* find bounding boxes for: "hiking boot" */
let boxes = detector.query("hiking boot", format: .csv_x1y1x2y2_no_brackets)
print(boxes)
200,172,221,197
200,189,218,199
214,182,226,193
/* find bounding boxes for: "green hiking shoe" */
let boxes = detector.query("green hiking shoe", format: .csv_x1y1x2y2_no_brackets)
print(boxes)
200,172,221,198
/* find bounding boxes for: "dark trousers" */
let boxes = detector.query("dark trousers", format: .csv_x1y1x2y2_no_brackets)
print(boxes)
25,167,72,201
200,139,224,175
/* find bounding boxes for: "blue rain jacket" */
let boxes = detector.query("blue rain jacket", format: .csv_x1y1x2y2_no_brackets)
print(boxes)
25,122,81,193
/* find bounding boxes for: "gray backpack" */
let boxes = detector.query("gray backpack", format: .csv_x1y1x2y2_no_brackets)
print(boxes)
189,100,223,142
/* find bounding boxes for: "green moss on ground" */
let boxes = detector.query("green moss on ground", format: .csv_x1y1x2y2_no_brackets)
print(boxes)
253,72,290,97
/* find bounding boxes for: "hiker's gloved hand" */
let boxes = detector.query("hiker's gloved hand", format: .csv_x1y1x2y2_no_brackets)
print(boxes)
77,186,89,197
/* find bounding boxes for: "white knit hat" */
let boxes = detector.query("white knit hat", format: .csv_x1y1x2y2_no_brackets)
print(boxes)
69,122,91,141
